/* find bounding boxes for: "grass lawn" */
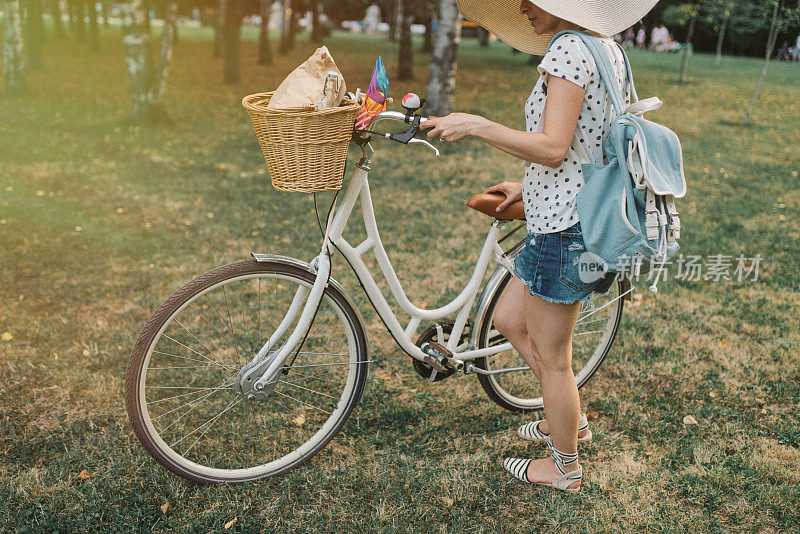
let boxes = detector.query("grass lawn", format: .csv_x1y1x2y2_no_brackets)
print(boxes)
1,26,799,532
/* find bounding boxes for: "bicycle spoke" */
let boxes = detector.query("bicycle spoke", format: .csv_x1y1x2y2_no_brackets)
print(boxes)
130,265,367,477
188,303,242,362
179,397,244,455
222,285,248,359
272,389,332,415
156,377,235,429
279,379,339,400
575,329,603,336
285,360,373,369
148,387,224,405
173,319,232,370
162,334,235,371
152,350,230,369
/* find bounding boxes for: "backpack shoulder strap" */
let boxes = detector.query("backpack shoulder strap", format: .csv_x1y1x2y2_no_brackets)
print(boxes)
614,42,639,103
574,34,628,115
548,31,638,107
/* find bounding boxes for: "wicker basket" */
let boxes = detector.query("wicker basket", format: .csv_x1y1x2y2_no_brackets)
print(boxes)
243,92,359,193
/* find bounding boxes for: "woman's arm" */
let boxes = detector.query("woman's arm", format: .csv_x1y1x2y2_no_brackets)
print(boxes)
420,76,585,169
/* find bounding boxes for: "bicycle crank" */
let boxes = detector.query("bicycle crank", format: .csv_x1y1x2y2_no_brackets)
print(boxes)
411,322,470,382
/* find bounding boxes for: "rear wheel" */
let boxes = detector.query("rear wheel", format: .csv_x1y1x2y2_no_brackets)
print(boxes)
474,271,625,412
125,260,369,483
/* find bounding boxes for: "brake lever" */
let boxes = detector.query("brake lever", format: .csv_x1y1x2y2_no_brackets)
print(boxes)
407,138,440,157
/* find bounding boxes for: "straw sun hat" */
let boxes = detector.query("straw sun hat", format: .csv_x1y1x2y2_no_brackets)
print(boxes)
456,0,660,55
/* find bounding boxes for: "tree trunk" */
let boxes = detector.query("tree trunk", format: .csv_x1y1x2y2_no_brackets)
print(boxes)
714,11,729,67
74,0,87,41
223,0,242,84
393,0,402,41
745,0,781,125
67,0,76,33
88,0,100,52
101,0,110,28
478,26,489,47
214,0,225,57
387,0,396,42
3,0,27,93
679,12,697,84
289,0,300,47
143,0,151,34
310,0,321,42
153,1,177,103
398,0,413,79
425,0,460,115
421,13,433,53
121,1,157,122
258,0,273,64
50,0,65,38
25,0,45,70
278,0,294,54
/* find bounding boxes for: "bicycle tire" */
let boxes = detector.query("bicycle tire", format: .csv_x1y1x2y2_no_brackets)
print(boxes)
474,271,625,412
125,259,369,483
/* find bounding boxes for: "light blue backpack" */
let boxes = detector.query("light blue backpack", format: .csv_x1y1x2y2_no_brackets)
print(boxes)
548,31,687,294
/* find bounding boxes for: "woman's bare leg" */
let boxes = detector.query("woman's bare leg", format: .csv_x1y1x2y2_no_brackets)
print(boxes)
494,277,586,438
493,277,543,381
522,293,582,485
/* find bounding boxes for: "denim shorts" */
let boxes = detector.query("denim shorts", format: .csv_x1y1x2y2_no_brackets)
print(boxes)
512,221,599,305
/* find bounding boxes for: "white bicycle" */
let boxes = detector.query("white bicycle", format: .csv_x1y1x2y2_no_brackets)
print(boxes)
125,107,632,484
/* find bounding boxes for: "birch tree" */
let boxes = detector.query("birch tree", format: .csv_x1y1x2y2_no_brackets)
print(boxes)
120,0,178,123
3,0,26,93
744,0,783,125
258,0,273,65
424,0,461,116
705,0,763,67
50,0,66,39
711,0,732,66
663,3,706,84
680,8,697,84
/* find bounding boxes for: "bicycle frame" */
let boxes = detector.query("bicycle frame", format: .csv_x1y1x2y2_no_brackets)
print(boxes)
239,112,522,394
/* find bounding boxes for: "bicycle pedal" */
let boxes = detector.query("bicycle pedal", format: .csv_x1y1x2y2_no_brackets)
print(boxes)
420,341,451,373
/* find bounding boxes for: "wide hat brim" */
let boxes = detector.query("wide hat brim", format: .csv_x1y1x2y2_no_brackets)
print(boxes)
456,0,660,55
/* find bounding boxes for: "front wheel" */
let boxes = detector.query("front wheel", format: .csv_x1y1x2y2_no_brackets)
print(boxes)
474,271,625,412
125,259,369,483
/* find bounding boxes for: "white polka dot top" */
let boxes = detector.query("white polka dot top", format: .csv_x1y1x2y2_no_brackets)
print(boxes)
522,34,631,234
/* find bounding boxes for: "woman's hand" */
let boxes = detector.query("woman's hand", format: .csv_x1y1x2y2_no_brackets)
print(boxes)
484,182,523,212
419,113,487,143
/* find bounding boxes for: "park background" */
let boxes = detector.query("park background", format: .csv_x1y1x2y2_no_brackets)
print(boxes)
1,1,800,532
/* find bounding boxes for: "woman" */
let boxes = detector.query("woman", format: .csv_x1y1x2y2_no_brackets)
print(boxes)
420,0,658,492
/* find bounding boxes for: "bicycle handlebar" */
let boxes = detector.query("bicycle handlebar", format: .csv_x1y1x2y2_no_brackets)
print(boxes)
363,111,439,156
367,110,429,129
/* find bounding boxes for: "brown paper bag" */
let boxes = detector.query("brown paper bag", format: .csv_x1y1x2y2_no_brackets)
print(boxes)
268,46,347,110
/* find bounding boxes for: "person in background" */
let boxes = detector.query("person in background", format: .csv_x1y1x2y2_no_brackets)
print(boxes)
794,33,800,62
636,25,647,48
776,41,791,61
623,27,636,48
650,24,661,50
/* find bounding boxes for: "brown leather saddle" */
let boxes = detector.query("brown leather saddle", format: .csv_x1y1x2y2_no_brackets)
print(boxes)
466,183,525,220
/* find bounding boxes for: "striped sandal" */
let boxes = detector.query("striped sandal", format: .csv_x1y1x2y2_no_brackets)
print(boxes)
503,446,583,493
517,413,592,443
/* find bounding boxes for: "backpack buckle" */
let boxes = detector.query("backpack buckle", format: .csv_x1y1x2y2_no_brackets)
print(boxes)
645,210,659,240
